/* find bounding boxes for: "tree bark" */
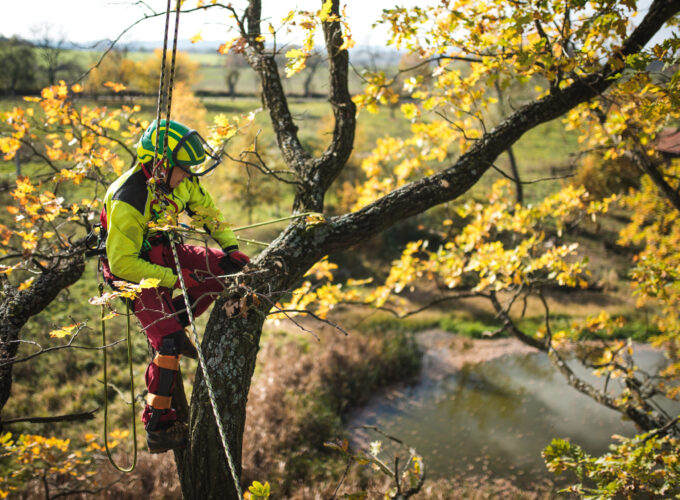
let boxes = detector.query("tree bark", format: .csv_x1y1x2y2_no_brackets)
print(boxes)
175,305,265,498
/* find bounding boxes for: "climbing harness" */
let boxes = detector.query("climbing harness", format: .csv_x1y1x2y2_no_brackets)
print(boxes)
99,282,138,472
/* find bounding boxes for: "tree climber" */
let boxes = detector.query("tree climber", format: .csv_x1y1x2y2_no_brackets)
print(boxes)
99,119,250,453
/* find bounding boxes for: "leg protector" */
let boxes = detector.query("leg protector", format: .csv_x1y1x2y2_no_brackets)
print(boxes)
145,335,180,431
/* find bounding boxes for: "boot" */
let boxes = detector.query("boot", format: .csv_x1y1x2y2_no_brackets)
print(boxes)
146,420,187,454
180,329,198,359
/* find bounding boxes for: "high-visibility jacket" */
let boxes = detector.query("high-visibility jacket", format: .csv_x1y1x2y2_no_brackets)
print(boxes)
101,164,238,288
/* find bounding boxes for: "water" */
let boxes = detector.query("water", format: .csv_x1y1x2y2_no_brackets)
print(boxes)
347,346,673,487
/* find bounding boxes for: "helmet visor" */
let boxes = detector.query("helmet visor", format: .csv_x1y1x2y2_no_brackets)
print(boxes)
172,130,222,176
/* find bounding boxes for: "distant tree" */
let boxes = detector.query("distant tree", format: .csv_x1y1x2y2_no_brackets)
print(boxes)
134,49,200,96
0,37,37,94
223,53,246,98
226,68,240,98
84,48,139,97
30,23,81,86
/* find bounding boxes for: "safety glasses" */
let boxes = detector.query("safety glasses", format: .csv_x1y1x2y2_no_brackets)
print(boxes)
172,129,222,176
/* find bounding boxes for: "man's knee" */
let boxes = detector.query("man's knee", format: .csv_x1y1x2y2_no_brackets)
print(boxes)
160,330,185,355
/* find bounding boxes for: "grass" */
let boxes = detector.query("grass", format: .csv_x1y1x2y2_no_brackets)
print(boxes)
350,298,659,344
243,324,422,497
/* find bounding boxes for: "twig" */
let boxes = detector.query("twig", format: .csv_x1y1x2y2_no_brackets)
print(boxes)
2,408,98,425
50,477,141,500
0,334,125,368
358,425,404,445
645,416,680,441
268,307,351,337
70,3,235,85
490,163,575,184
329,455,354,500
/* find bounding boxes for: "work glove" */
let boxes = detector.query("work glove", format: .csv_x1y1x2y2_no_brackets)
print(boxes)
219,248,250,273
175,268,200,289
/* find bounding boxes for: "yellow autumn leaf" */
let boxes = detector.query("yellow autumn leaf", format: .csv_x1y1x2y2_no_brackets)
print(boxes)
49,324,79,338
18,277,35,291
139,278,161,289
319,0,333,22
104,81,126,93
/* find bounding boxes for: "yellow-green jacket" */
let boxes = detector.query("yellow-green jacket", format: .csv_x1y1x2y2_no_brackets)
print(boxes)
102,164,237,288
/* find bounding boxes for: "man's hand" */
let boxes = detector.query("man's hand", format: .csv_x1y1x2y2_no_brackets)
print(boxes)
228,250,250,268
175,268,200,289
219,248,250,273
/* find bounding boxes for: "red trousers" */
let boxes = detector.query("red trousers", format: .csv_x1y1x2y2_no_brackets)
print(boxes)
104,241,226,426
134,241,225,347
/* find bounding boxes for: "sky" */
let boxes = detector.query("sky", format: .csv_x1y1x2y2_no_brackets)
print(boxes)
0,0,674,51
0,0,426,48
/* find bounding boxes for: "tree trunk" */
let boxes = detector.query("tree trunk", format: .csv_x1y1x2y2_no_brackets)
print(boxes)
175,304,265,499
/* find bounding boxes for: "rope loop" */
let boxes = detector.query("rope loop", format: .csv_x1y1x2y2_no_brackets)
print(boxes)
101,280,138,472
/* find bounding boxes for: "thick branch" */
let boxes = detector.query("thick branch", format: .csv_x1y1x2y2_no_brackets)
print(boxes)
305,0,357,210
243,0,311,178
626,148,680,213
243,0,356,212
0,254,85,411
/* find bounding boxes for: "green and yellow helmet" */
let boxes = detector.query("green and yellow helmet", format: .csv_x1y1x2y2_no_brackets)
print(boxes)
136,119,221,176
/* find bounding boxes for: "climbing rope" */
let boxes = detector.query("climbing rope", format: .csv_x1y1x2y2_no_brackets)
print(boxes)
171,212,320,245
151,0,174,183
148,1,244,497
99,283,138,472
170,235,244,498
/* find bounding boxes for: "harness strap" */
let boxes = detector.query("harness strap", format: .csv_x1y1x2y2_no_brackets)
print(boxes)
146,393,172,410
154,353,181,370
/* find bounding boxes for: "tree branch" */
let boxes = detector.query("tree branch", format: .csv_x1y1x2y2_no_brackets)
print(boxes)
2,408,98,426
314,0,680,254
307,0,357,209
243,0,312,183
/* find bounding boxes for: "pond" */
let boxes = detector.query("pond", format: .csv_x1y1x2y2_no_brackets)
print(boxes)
346,332,673,488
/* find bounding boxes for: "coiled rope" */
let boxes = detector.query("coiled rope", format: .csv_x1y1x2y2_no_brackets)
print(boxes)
100,284,138,472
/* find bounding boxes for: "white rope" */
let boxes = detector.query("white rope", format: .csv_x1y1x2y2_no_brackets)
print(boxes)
169,236,244,499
